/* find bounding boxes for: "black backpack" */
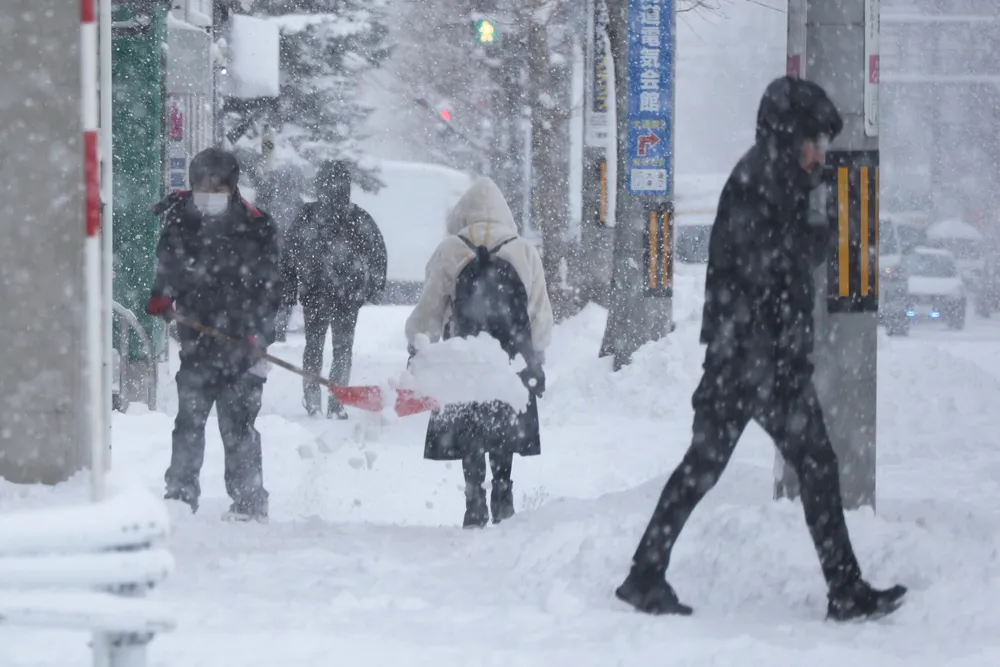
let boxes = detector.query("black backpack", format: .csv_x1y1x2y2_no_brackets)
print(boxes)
448,236,534,364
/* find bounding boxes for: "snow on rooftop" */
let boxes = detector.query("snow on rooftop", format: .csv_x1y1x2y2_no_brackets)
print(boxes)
912,246,954,257
265,12,373,38
221,14,281,99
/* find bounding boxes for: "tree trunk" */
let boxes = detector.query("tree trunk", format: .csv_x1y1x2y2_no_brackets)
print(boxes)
599,0,663,368
525,17,575,320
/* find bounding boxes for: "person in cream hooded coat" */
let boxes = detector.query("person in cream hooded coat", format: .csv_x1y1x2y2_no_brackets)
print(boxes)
405,177,553,528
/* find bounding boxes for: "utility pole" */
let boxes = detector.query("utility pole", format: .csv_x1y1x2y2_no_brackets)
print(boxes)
581,0,614,306
601,0,676,369
775,0,880,510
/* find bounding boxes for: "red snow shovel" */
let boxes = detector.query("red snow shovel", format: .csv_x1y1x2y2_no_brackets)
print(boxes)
167,311,438,417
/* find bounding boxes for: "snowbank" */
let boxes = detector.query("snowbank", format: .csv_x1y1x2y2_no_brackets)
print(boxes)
5,260,1000,666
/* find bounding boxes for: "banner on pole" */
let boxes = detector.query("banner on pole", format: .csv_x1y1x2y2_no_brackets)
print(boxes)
787,0,807,78
586,0,611,147
864,0,880,137
626,0,673,197
586,32,611,146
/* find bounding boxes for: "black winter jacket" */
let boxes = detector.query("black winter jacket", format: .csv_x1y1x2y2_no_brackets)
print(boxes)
279,201,387,309
151,191,282,374
700,77,842,388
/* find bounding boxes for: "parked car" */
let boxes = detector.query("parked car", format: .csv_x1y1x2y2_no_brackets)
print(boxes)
925,218,986,292
882,247,967,336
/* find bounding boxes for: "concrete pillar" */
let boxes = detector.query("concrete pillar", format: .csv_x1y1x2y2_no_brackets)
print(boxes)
0,2,88,484
775,0,879,510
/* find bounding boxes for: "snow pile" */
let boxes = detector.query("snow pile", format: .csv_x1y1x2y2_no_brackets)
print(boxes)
397,334,529,411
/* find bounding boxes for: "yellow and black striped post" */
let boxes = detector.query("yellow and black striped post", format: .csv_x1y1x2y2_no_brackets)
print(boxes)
644,203,674,298
826,151,879,313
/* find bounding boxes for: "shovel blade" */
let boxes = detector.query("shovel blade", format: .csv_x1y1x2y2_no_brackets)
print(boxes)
328,386,438,416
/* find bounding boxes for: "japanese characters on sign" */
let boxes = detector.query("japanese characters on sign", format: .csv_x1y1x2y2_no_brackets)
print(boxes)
627,0,673,196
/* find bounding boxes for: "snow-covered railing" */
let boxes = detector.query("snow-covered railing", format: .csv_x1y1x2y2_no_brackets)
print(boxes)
0,483,175,666
113,300,158,411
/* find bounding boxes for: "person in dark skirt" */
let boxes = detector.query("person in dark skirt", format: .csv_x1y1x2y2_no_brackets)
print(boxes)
405,178,553,528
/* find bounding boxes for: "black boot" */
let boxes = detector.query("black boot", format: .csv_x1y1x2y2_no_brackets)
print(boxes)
303,391,321,417
222,493,269,524
164,486,198,514
615,568,694,616
827,580,907,621
327,400,348,420
463,484,488,529
490,480,515,524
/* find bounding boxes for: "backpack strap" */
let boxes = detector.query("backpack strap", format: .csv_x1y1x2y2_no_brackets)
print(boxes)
457,235,516,255
489,237,516,254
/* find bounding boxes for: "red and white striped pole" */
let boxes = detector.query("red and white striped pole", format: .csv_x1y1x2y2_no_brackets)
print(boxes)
82,0,106,504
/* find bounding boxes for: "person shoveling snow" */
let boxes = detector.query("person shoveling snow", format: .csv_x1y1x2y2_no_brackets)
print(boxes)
405,177,553,529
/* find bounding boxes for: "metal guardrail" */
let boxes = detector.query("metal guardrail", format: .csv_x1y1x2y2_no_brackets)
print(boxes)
0,483,175,667
113,301,157,411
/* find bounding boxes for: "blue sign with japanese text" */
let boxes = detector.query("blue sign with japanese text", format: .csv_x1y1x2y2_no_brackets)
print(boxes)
626,0,673,196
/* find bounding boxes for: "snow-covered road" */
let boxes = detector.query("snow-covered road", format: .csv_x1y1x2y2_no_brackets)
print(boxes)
3,264,1000,666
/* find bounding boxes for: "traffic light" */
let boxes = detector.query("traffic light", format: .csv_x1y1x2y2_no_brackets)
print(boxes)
475,18,496,46
439,109,452,122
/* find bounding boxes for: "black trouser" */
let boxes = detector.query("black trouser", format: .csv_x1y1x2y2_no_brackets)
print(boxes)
166,361,268,510
462,450,514,495
302,301,360,411
629,360,863,589
274,305,292,342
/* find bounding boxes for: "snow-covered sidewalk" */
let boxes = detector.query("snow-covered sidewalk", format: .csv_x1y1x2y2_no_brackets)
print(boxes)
3,265,999,666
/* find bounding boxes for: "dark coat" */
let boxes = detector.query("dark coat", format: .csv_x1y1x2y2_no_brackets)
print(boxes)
700,77,842,394
424,396,540,461
279,201,388,310
151,190,282,377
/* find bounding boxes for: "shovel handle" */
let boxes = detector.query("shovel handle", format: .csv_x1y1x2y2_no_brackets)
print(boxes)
168,310,334,388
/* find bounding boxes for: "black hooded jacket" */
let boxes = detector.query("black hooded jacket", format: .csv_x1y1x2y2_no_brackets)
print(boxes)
700,77,843,386
151,190,282,374
280,199,388,309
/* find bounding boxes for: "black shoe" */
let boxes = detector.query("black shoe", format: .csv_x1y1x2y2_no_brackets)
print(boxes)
327,403,348,420
222,497,269,524
463,486,489,529
615,569,694,616
164,487,198,514
303,395,320,417
490,480,515,524
827,580,907,621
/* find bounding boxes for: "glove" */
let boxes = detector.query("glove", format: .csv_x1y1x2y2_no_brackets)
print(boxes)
519,364,545,399
145,295,173,319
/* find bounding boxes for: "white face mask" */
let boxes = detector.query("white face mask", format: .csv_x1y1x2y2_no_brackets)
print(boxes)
193,192,230,216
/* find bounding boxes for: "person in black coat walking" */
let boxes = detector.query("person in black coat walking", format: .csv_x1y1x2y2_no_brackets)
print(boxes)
615,77,906,621
279,160,387,418
146,147,281,522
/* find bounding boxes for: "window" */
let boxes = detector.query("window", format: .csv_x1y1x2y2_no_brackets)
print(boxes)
903,253,957,278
